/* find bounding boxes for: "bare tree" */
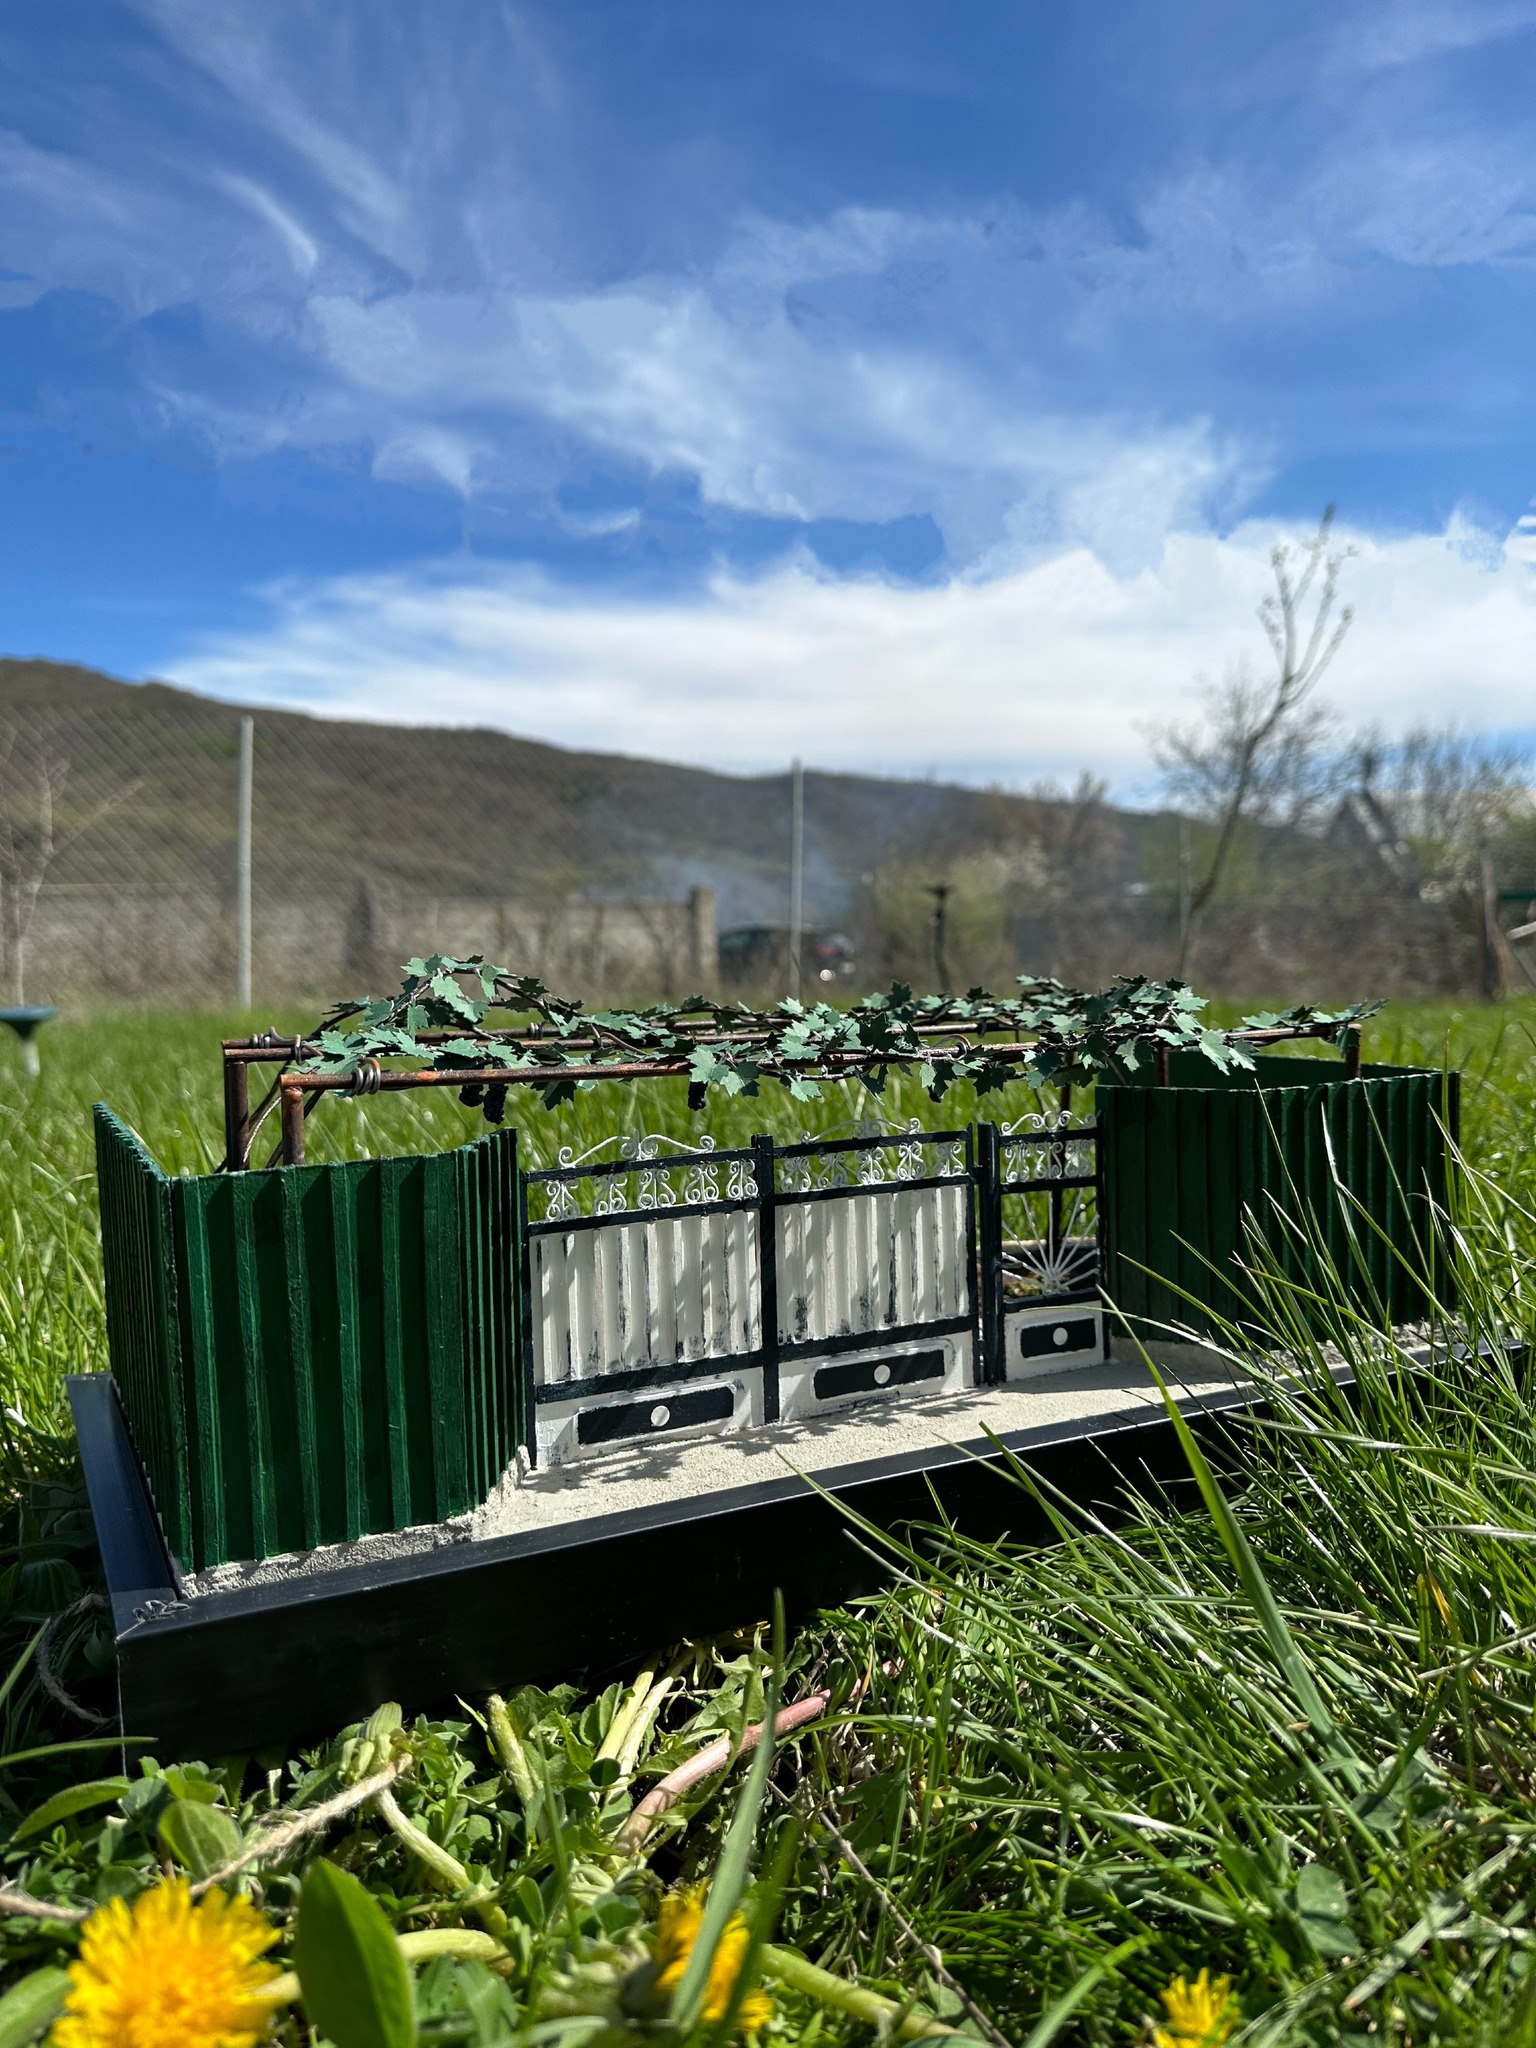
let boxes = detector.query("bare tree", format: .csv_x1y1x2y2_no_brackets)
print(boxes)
1154,506,1355,976
1354,727,1532,888
0,726,138,1006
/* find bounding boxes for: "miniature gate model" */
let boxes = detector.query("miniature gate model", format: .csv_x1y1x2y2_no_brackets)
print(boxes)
89,971,1456,1585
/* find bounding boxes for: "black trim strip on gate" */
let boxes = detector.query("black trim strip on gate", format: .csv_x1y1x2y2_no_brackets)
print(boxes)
775,1173,968,1209
777,1314,972,1364
534,1316,976,1403
533,1349,766,1405
576,1383,736,1447
526,1196,756,1235
962,1125,981,1385
813,1347,947,1402
775,1128,968,1160
1002,1288,1101,1313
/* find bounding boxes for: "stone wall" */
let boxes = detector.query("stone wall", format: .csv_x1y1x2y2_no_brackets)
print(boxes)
13,883,718,1006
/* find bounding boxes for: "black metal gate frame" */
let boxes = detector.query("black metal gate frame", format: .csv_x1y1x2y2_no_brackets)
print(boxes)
517,1121,1092,1455
770,1126,978,1403
977,1117,1101,1386
518,1141,769,1424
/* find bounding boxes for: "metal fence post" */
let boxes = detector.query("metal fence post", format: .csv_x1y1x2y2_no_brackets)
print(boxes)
975,1121,1004,1384
787,759,804,1000
235,715,254,1007
752,1133,781,1422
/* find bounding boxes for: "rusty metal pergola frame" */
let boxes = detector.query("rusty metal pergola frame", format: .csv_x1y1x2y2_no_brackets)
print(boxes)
221,1015,1363,1172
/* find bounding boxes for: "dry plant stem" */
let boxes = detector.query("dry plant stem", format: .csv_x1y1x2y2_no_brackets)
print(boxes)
485,1692,537,1809
613,1690,831,1857
189,1756,411,1897
617,1673,680,1781
374,1785,508,1936
813,1801,1016,2048
596,1660,658,1766
374,1785,471,1893
36,1594,110,1728
0,1882,88,1924
761,1944,956,2040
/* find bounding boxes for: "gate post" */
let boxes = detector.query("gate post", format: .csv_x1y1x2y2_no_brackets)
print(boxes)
975,1121,1004,1384
751,1134,781,1423
514,1131,537,1462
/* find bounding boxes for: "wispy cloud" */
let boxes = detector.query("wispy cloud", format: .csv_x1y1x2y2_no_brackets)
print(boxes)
0,4,1529,570
168,514,1536,789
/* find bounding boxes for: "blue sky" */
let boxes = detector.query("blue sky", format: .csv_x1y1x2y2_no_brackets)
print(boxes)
0,0,1533,787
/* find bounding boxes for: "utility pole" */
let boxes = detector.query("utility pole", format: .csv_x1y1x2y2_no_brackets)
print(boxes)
1177,815,1192,975
236,715,254,1008
788,756,804,1000
928,882,951,990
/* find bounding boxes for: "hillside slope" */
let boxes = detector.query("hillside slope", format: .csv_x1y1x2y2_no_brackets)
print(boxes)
0,656,1144,932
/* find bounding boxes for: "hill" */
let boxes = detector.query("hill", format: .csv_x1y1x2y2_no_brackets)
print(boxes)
0,655,1149,938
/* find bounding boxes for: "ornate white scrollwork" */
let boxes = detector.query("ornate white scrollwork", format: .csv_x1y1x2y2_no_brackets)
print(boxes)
636,1163,677,1210
857,1143,889,1186
727,1156,756,1202
896,1118,925,1181
542,1176,576,1222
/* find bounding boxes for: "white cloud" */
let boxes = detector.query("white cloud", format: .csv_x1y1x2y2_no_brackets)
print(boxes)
216,172,320,278
167,515,1536,792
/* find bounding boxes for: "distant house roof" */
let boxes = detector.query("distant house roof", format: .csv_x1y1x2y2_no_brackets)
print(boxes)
1326,790,1418,890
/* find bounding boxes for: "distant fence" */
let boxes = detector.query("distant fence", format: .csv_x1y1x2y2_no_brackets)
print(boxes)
0,695,718,1005
23,880,717,1005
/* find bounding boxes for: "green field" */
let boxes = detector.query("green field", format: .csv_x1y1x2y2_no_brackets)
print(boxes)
2,1000,1536,2045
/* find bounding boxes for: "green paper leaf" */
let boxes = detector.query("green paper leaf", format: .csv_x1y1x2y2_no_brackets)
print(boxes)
295,1859,415,2048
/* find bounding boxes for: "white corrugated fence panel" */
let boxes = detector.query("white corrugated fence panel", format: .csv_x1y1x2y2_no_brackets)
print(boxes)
776,1185,969,1346
531,1210,761,1390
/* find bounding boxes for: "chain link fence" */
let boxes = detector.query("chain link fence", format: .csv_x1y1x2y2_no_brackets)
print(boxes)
0,690,718,1009
1,668,1528,1013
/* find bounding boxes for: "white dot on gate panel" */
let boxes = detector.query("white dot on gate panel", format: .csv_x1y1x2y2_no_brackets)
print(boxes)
1053,1326,1068,1347
650,1405,670,1428
873,1363,891,1385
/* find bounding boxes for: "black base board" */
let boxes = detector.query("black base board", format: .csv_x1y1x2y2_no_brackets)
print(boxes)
71,1370,1254,1760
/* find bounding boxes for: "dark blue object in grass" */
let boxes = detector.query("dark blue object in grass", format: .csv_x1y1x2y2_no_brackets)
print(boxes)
0,1003,56,1075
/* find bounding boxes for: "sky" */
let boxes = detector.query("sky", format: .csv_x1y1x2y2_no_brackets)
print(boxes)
0,1,1533,795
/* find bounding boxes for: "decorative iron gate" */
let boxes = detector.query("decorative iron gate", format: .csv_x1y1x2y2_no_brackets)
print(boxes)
978,1111,1107,1387
772,1125,977,1423
522,1121,987,1463
521,1136,765,1463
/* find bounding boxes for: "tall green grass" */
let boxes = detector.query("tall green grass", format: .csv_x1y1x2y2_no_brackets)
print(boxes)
4,998,1532,1439
4,1001,1536,2040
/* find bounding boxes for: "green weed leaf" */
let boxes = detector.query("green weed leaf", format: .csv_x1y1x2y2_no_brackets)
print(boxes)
10,1775,130,1844
0,1967,69,2048
158,1797,243,1879
294,1859,415,2048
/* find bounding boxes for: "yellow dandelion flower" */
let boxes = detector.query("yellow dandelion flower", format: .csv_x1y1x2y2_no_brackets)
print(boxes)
651,1884,774,2036
52,1878,281,2048
1154,1968,1237,2048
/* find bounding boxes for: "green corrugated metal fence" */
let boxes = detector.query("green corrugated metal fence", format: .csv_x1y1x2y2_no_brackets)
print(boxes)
94,1109,193,1566
93,1107,522,1573
1098,1053,1458,1341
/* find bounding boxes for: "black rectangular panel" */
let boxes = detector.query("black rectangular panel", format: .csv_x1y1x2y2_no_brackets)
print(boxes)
813,1348,945,1402
1016,1315,1099,1362
576,1383,736,1447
